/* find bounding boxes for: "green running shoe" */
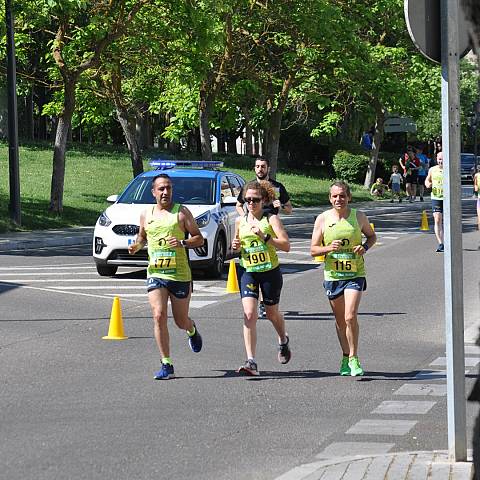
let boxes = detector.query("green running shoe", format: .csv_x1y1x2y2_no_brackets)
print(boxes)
348,356,364,376
340,357,350,376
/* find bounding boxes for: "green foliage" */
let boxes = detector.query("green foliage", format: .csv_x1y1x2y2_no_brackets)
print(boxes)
0,142,373,232
333,150,369,184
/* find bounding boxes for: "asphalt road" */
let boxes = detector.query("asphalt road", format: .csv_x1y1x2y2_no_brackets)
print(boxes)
1,200,479,480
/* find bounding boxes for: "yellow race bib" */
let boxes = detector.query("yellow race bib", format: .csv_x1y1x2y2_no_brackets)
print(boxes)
149,250,177,274
325,251,358,279
243,244,272,272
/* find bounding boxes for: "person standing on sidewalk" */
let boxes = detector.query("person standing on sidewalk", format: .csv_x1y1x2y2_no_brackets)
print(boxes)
425,151,444,252
231,180,291,376
310,181,376,376
388,165,403,202
128,174,204,380
236,156,293,318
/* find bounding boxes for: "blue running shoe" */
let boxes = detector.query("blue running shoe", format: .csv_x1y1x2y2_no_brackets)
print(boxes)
154,363,175,380
188,323,202,353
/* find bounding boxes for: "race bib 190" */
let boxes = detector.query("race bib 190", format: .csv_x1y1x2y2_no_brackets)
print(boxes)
243,244,272,272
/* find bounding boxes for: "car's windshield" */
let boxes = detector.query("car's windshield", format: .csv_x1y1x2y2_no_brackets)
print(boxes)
117,176,216,205
461,154,475,167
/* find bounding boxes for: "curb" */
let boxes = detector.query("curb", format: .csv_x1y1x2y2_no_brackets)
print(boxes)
275,450,473,480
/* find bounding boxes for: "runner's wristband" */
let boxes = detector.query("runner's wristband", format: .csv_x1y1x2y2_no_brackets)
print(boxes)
264,234,271,243
362,242,369,252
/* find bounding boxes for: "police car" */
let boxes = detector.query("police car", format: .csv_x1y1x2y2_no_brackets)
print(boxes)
93,160,245,278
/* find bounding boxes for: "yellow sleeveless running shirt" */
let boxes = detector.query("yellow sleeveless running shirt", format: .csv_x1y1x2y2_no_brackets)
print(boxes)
323,208,365,281
239,215,279,272
430,165,444,200
145,204,191,281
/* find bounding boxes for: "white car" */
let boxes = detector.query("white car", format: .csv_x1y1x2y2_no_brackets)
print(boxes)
93,161,245,278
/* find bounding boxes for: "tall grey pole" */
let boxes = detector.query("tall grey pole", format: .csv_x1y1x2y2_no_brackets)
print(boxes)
440,0,466,461
5,0,21,225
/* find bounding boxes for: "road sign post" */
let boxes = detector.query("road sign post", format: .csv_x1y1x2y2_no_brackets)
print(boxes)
440,0,467,462
405,0,468,462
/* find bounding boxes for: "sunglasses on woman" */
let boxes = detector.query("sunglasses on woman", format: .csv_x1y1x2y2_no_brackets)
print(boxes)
245,197,262,204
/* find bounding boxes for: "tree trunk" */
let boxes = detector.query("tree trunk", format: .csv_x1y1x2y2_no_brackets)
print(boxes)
266,110,283,179
363,103,385,188
216,131,226,153
49,79,77,213
25,89,34,140
264,74,294,178
199,87,214,160
136,107,151,149
116,105,143,178
244,109,253,156
227,131,237,154
253,130,260,156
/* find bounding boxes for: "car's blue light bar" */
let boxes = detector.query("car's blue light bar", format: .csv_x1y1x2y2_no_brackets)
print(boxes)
149,160,224,170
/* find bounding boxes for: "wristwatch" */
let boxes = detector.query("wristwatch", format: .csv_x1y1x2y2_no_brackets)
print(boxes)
181,239,187,248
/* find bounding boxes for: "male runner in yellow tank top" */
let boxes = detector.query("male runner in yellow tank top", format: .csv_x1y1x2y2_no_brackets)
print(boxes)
128,174,205,380
310,181,376,376
425,151,444,252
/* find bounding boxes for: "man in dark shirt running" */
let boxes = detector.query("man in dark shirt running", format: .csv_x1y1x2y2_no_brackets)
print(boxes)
236,156,293,216
236,156,292,317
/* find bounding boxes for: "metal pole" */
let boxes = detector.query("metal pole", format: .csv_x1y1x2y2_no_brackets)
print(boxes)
440,0,466,462
5,0,21,225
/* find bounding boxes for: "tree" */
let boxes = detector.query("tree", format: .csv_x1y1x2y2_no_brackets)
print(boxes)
45,0,150,213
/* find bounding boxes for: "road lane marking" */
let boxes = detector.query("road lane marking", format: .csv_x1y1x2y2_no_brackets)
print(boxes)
393,384,447,396
315,442,394,459
345,419,417,435
371,400,436,415
430,356,480,367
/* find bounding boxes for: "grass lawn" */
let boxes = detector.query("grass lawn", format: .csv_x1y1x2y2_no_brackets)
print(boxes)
0,142,372,233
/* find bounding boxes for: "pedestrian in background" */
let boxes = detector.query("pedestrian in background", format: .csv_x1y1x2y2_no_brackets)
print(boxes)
388,165,403,202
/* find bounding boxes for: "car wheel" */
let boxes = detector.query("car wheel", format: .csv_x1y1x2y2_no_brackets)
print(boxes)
96,264,118,276
208,235,226,279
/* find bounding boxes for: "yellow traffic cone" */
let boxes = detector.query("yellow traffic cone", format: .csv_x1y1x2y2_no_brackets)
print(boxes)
226,260,240,293
420,210,429,231
102,296,128,340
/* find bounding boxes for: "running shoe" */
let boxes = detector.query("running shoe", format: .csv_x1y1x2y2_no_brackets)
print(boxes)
340,356,351,376
188,323,203,353
436,243,444,253
258,302,267,319
237,360,259,376
278,336,291,364
348,356,364,376
154,363,175,380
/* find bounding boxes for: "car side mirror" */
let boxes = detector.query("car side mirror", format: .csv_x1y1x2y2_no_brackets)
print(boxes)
106,194,119,203
221,195,237,206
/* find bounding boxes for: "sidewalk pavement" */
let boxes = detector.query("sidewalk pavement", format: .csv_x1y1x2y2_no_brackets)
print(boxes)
0,200,428,252
276,450,474,480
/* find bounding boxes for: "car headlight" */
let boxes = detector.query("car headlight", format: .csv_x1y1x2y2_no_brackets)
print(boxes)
98,212,112,227
195,211,211,228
